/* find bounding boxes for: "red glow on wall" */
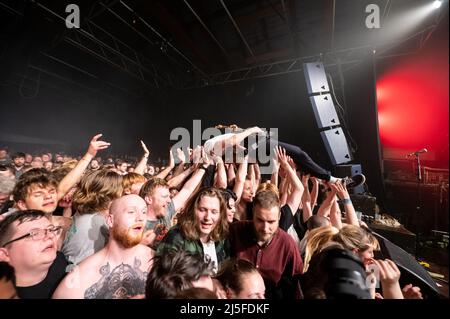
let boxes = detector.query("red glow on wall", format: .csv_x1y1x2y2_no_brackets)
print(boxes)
377,49,449,164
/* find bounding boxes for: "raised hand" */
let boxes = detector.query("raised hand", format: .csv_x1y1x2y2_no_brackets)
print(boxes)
201,148,212,166
87,134,110,157
287,155,297,170
329,180,350,200
275,146,289,169
271,151,280,173
140,140,150,157
141,229,156,247
375,259,401,286
168,149,175,168
402,284,423,299
301,174,310,187
192,145,202,164
176,148,186,163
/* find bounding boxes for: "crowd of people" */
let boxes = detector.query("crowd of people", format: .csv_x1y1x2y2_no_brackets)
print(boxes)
0,126,425,299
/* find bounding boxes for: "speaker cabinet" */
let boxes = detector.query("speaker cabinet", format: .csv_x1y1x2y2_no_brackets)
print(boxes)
320,128,352,165
309,94,340,129
303,62,330,94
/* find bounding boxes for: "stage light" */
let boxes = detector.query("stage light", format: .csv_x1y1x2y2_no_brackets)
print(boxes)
432,1,442,9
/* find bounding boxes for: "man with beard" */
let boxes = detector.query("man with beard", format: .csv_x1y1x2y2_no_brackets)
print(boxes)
229,190,303,300
52,195,154,299
11,152,26,178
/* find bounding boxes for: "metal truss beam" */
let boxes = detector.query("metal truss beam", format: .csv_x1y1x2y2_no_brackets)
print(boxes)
26,1,176,91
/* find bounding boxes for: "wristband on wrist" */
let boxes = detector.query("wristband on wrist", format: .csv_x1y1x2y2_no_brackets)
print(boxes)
341,198,352,205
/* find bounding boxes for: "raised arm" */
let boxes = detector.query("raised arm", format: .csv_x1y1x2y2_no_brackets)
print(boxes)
134,140,150,175
57,133,110,201
155,149,175,180
213,155,227,189
301,174,313,223
253,163,261,193
310,177,320,208
172,148,187,178
222,126,264,151
329,181,359,227
172,149,209,213
329,199,343,229
226,163,236,186
270,153,280,188
233,155,248,203
316,186,336,218
276,147,304,215
167,164,195,189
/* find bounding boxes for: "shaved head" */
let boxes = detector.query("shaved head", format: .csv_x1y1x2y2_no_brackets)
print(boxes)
110,194,146,216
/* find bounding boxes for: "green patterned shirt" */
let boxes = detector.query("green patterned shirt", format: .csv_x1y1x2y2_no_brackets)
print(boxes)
157,224,230,268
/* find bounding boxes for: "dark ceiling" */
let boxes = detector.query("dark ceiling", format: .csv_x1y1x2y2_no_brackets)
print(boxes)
1,0,446,101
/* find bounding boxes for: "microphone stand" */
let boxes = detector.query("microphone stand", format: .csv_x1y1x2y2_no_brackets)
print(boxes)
412,152,423,259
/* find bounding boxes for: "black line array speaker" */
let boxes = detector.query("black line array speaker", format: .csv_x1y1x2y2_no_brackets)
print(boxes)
309,94,340,129
320,127,352,165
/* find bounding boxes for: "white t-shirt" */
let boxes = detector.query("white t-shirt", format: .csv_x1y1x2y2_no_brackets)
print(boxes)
201,240,219,274
203,133,235,157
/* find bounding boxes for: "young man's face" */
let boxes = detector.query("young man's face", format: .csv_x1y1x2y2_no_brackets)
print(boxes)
25,154,33,163
0,150,7,159
253,204,280,245
147,186,171,218
110,195,147,248
31,157,43,168
0,217,59,275
19,184,58,214
13,157,25,168
43,162,53,171
195,195,221,240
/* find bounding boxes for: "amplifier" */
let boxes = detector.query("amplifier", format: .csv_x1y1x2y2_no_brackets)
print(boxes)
423,167,449,184
350,194,377,217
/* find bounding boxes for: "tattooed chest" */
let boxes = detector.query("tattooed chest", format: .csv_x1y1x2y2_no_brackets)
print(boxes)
84,258,148,299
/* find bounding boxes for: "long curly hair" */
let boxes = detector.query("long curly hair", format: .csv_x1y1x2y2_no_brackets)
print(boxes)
178,187,229,242
72,169,123,214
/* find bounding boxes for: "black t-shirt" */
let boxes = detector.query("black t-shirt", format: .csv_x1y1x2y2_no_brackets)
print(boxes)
279,205,308,242
17,251,68,299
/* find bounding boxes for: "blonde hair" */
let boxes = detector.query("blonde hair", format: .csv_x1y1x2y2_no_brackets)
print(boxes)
72,169,123,214
139,178,168,198
303,226,339,273
61,159,78,170
303,224,380,273
123,172,146,192
256,181,280,198
333,224,380,252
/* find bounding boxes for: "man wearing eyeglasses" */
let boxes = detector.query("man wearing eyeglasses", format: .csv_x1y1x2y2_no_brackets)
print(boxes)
52,194,154,299
0,210,68,299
